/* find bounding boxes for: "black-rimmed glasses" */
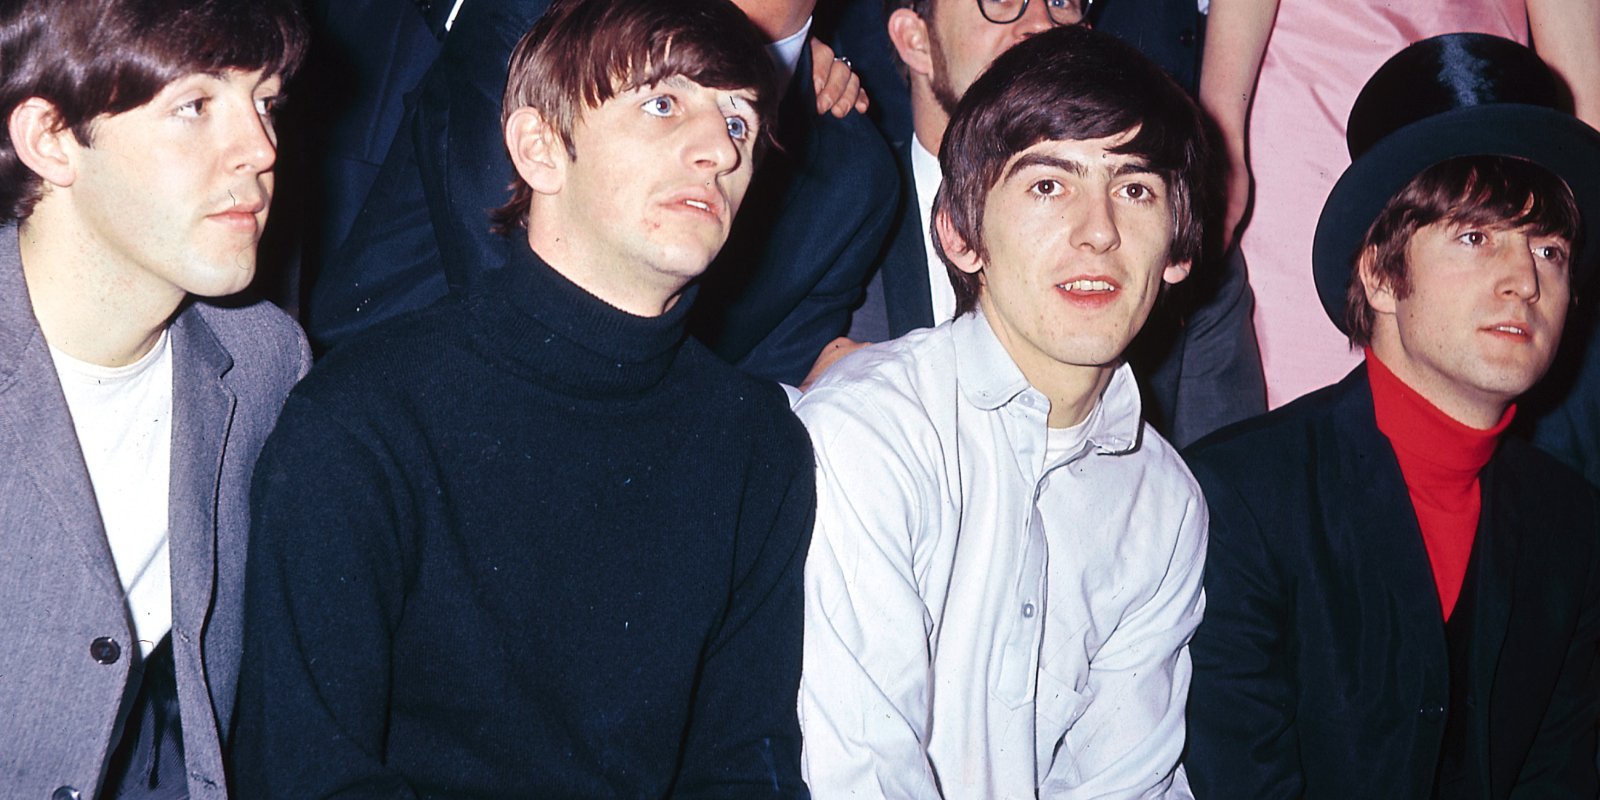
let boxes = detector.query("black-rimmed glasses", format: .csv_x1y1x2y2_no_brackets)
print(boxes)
976,0,1089,26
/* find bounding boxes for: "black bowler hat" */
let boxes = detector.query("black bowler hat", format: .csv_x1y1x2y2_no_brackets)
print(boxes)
1311,32,1600,334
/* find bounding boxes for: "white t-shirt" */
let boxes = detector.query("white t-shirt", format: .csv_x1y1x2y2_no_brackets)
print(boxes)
51,331,174,658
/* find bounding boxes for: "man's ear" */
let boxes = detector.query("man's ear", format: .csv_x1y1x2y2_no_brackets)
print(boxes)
9,98,77,189
504,107,566,196
1356,245,1398,315
887,7,935,80
933,208,984,275
1162,261,1192,285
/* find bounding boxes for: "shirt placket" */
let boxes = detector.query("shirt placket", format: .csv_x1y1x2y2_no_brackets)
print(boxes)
993,396,1049,710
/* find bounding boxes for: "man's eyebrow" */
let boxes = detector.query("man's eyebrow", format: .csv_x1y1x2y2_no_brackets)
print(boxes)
1004,153,1086,181
1111,160,1159,177
1004,152,1161,182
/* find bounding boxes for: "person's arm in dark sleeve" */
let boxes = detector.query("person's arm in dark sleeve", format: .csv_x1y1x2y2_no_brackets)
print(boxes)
230,395,420,799
1510,489,1600,793
673,413,816,798
1183,458,1304,799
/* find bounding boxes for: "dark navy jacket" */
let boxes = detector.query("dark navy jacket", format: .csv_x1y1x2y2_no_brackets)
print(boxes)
1185,367,1600,798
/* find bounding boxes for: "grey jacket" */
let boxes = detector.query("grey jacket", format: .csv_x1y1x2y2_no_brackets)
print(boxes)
0,225,309,799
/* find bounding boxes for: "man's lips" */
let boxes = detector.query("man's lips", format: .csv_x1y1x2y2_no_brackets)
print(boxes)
1482,321,1532,341
1055,275,1121,306
661,188,725,224
208,197,267,232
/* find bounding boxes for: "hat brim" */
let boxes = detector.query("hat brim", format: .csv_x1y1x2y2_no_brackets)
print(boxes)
1312,104,1600,334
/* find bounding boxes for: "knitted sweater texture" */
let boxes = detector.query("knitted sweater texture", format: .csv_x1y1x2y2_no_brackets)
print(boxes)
233,242,815,798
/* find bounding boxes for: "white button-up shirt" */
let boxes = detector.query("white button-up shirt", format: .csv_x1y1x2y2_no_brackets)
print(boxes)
795,310,1206,798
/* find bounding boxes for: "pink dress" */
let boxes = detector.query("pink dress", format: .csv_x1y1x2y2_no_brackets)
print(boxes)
1243,1,1526,407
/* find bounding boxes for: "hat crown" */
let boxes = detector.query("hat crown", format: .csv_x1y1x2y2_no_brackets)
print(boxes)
1347,33,1567,160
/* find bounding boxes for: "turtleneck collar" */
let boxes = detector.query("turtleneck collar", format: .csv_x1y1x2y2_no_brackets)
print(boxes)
1367,347,1512,619
466,239,694,399
1367,347,1512,475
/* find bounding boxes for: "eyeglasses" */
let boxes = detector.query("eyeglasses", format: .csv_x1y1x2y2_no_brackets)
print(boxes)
976,0,1088,26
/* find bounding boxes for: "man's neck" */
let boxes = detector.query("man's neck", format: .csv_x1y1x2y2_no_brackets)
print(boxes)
975,300,1114,429
1368,337,1511,430
734,0,816,42
1039,365,1114,428
17,214,182,368
909,80,951,157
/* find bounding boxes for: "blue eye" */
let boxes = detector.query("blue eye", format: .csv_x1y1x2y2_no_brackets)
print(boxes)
726,116,749,141
643,96,674,117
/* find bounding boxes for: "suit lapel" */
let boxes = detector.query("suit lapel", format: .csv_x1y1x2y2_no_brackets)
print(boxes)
1326,370,1448,665
882,142,935,337
0,226,124,599
165,306,235,645
1469,456,1517,711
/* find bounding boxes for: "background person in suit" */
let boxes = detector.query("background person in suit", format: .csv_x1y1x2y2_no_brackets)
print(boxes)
1184,33,1600,797
306,0,897,387
0,1,311,797
835,0,1264,446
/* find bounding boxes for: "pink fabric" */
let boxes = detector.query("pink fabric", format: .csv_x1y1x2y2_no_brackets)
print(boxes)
1243,1,1526,407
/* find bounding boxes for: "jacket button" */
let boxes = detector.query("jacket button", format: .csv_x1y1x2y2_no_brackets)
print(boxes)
89,637,121,665
1419,705,1446,722
53,787,82,800
1178,28,1195,46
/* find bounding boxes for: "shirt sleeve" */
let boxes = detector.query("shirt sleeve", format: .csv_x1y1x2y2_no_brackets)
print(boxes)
795,388,945,797
1041,468,1207,798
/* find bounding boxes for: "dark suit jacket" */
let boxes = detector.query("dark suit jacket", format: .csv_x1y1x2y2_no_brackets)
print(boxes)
298,0,442,272
1091,0,1202,94
0,226,310,798
1184,366,1600,798
1522,306,1600,488
309,0,898,386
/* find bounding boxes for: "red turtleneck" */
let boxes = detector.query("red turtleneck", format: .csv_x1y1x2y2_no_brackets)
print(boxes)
1366,349,1512,619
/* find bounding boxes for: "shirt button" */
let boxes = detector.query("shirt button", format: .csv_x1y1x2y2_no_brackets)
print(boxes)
1021,602,1036,618
90,637,121,665
53,787,82,800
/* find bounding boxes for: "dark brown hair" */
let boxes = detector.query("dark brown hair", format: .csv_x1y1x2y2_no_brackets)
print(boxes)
931,24,1207,316
1345,155,1581,346
0,0,309,223
489,0,778,232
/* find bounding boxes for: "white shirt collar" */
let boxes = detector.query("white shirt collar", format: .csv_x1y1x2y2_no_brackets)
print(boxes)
767,16,813,99
952,309,1143,455
911,136,958,326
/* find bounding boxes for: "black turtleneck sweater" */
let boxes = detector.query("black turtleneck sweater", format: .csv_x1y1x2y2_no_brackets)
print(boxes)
232,243,815,798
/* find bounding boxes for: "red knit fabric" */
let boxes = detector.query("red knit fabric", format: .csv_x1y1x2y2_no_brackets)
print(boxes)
1367,350,1513,619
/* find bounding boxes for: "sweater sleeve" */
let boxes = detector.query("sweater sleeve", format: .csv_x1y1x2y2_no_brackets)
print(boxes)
673,411,816,798
230,394,421,799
